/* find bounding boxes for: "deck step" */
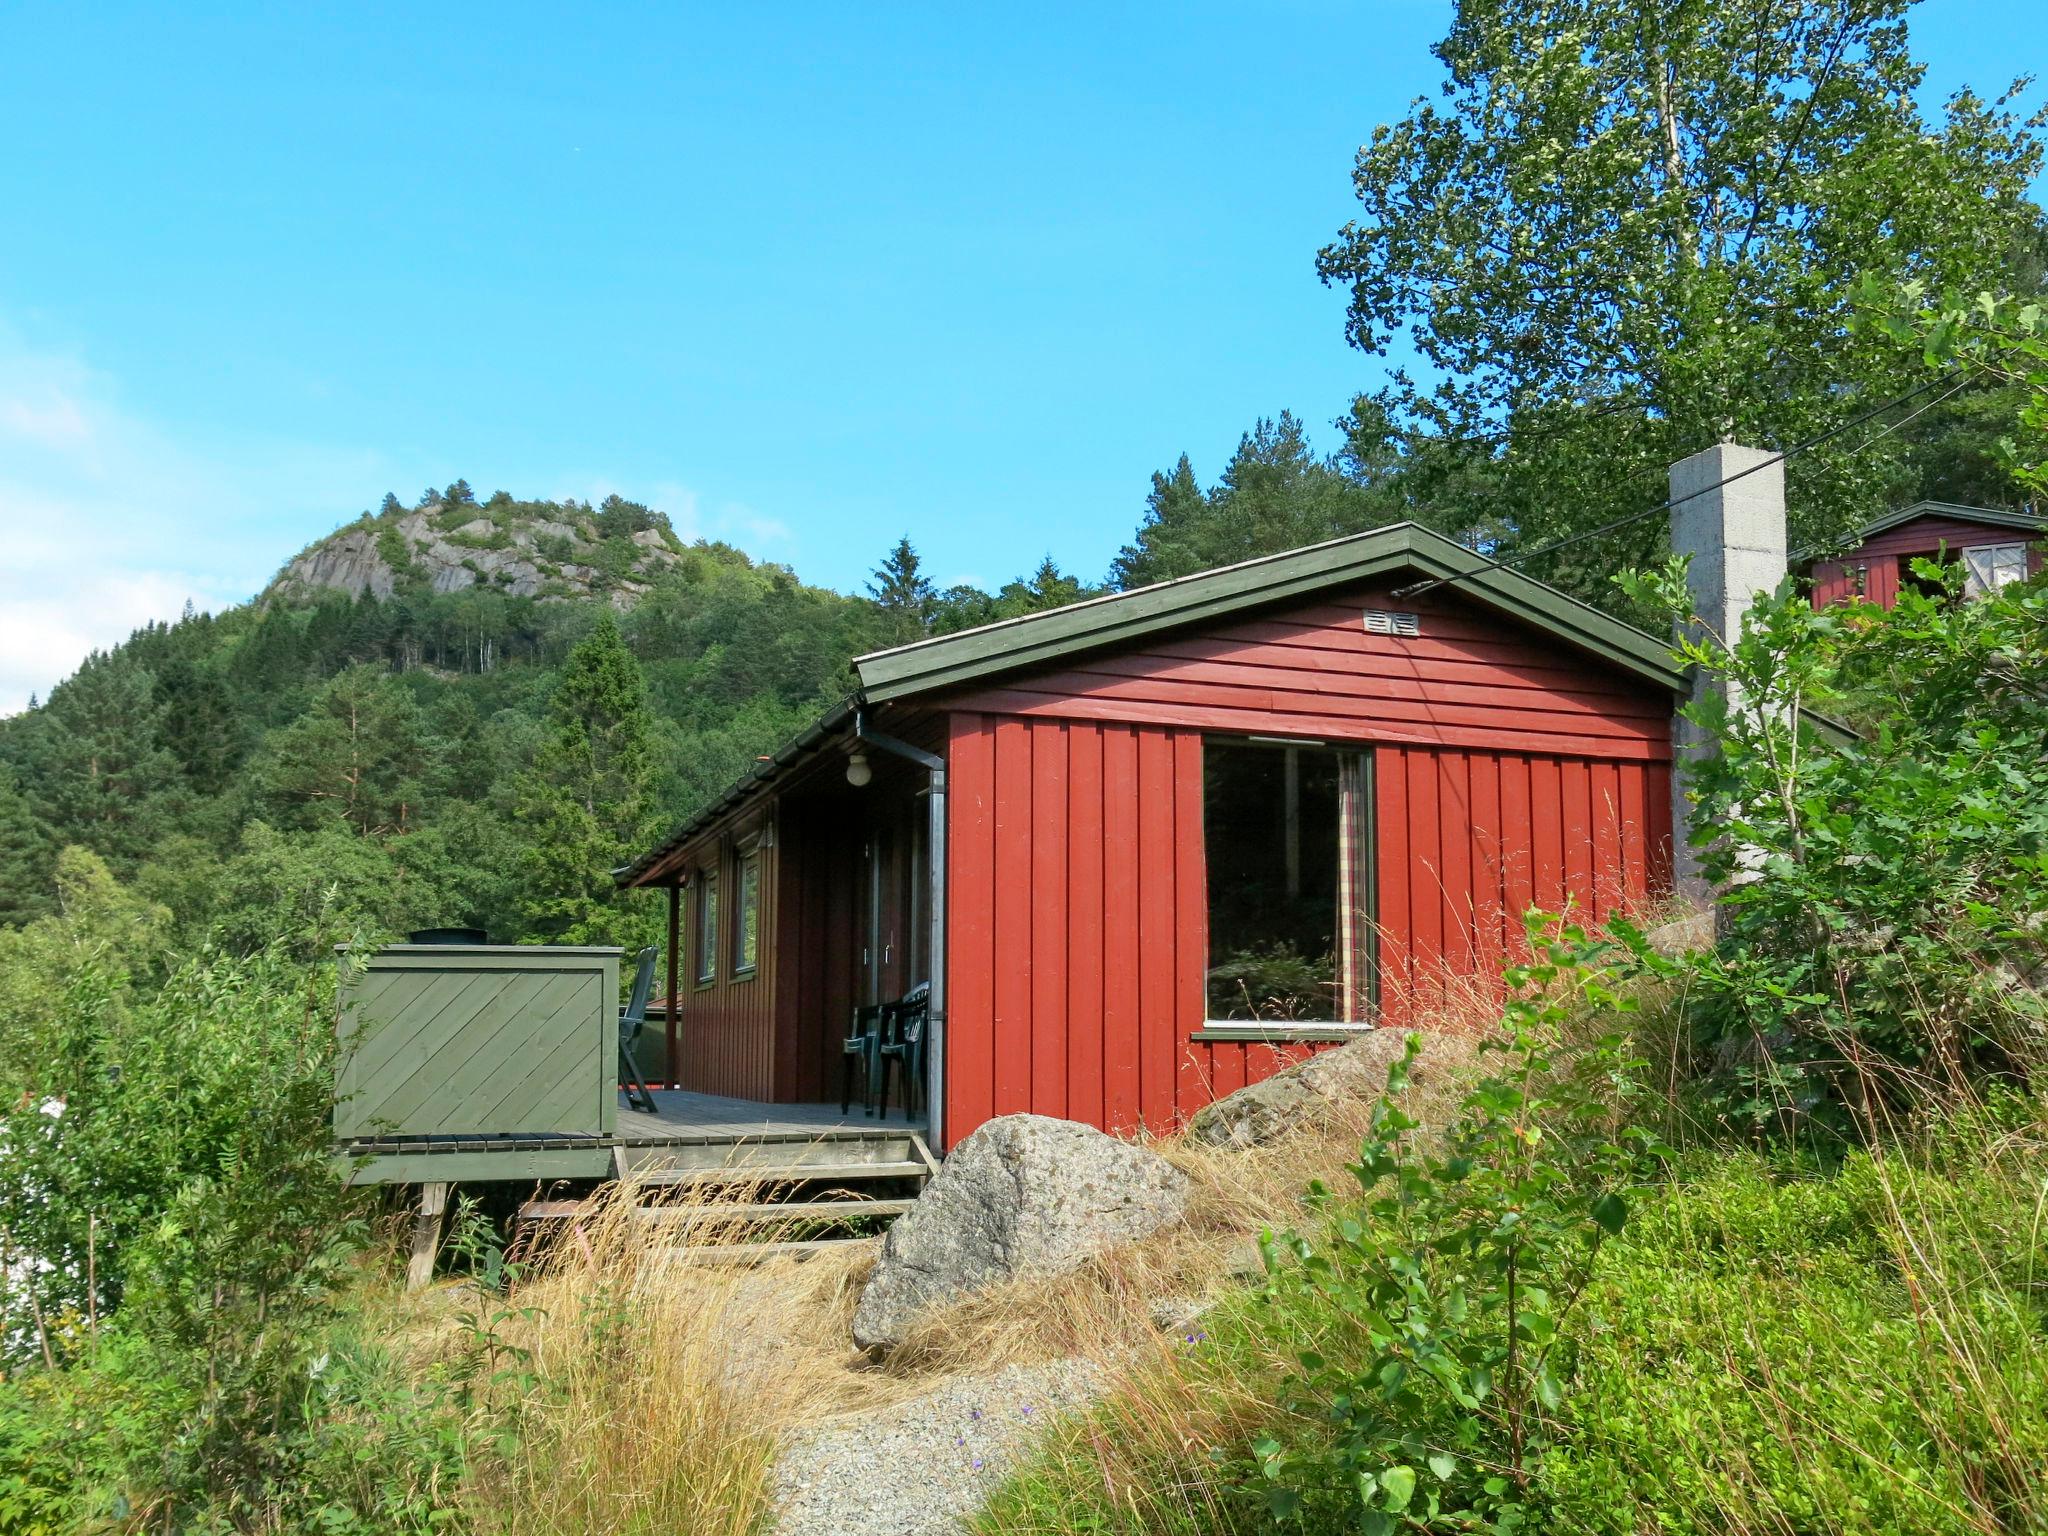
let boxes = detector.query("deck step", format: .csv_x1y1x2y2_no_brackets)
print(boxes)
518,1197,915,1226
657,1237,880,1266
623,1159,931,1188
612,1136,925,1176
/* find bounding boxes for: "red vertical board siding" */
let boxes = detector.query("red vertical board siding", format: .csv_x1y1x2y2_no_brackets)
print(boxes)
1498,753,1535,948
1468,752,1506,990
1407,750,1444,1020
1590,760,1622,918
1527,756,1564,915
1437,751,1475,984
1376,747,1414,1029
1066,725,1105,1131
1135,728,1179,1131
1171,731,1209,1122
1645,760,1675,897
1030,723,1069,1118
665,811,777,1101
990,717,1034,1117
1100,726,1142,1134
1372,748,1669,1024
1561,759,1594,918
945,714,1205,1145
1617,762,1646,902
945,716,997,1140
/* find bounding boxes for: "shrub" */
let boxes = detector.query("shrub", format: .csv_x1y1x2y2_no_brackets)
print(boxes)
1251,916,1664,1533
0,876,456,1527
1622,561,2048,1133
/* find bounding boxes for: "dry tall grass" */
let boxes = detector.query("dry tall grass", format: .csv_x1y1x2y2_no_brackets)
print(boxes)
367,1031,1477,1535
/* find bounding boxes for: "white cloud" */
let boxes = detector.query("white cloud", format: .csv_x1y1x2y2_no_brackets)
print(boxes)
0,324,383,714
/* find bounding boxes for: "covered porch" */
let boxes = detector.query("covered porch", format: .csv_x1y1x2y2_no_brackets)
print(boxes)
618,703,948,1136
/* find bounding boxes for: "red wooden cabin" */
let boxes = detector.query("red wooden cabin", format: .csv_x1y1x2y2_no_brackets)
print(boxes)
1801,501,2045,610
617,524,1686,1150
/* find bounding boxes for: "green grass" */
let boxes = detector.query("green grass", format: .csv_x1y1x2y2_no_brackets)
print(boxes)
978,1097,2048,1536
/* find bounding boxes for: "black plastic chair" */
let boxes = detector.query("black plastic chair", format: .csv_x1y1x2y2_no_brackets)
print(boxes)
877,982,930,1122
618,946,660,1115
841,1002,887,1115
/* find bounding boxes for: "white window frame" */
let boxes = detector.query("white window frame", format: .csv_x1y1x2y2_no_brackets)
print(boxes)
1198,735,1378,1037
1962,543,2028,599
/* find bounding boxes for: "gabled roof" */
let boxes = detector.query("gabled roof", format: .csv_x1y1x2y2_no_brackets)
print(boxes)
1794,500,2048,562
855,521,1690,701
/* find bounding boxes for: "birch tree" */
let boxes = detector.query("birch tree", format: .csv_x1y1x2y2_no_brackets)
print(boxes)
1319,0,2045,597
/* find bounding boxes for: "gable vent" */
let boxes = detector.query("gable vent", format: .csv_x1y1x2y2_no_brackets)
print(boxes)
1362,608,1420,637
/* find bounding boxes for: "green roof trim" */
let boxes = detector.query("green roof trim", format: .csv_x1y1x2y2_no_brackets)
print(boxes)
855,522,1691,702
1794,500,2048,562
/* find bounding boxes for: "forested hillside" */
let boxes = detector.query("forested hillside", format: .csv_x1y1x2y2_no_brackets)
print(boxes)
0,482,1110,953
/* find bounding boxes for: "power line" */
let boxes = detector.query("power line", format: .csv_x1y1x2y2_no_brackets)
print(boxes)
1390,369,1978,601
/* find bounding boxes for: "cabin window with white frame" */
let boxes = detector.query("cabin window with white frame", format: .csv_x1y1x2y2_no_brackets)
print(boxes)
733,850,761,976
1962,543,2028,599
1203,739,1374,1024
694,867,720,985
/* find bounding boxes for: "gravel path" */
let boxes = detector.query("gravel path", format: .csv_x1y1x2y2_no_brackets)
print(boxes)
772,1359,1103,1536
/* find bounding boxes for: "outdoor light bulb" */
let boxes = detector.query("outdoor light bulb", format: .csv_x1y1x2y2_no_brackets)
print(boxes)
846,751,872,787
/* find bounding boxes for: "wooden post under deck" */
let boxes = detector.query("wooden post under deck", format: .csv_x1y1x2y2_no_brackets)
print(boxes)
406,1181,451,1291
666,881,682,1089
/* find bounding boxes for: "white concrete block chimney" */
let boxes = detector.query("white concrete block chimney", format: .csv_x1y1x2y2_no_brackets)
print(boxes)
1668,442,1787,905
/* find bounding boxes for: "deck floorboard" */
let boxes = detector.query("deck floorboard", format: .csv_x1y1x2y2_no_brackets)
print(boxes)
617,1089,923,1142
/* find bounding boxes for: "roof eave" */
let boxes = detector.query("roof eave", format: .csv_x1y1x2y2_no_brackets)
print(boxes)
857,523,1688,703
613,696,860,888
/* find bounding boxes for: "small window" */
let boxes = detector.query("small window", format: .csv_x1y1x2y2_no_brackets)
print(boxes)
1963,543,2028,599
1205,740,1373,1023
733,851,761,976
694,868,720,985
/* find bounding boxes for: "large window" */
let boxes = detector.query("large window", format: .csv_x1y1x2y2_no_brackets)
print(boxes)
733,850,761,977
694,867,720,985
1963,543,2029,599
1204,740,1373,1023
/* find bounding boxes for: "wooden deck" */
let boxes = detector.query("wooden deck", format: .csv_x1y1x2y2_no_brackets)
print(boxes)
616,1088,923,1141
342,1086,930,1185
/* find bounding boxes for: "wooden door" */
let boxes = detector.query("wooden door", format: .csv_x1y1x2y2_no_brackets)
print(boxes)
863,799,929,1005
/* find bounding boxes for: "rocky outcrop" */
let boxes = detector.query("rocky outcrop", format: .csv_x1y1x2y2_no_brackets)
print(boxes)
851,1115,1191,1351
1184,1029,1467,1149
267,503,682,609
1643,908,1715,956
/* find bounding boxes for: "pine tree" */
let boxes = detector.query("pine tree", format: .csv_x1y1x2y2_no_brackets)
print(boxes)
514,612,661,945
0,766,54,926
1111,416,1390,589
24,655,182,870
867,536,936,643
153,659,244,796
994,557,1093,617
254,665,430,838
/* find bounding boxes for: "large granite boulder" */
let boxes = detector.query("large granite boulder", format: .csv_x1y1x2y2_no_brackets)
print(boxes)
851,1114,1191,1351
1184,1029,1463,1149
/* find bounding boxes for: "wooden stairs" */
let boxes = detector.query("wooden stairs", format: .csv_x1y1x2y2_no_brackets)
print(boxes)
515,1125,938,1264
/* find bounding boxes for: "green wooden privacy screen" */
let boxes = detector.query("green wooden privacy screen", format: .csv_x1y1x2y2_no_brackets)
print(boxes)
335,945,622,1151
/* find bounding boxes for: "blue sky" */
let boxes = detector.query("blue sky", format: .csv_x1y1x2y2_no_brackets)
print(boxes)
0,1,2041,712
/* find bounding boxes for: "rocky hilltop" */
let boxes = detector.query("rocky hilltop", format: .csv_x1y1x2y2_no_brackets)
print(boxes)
266,488,686,608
